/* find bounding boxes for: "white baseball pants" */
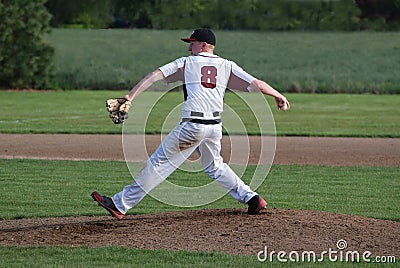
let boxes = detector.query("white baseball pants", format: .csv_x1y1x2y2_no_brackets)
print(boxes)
112,121,257,214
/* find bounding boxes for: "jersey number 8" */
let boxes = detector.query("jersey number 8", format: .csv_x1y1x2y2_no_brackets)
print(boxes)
201,66,217,89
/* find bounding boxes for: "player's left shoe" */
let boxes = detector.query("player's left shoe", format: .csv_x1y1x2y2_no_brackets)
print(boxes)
91,191,124,220
247,195,267,215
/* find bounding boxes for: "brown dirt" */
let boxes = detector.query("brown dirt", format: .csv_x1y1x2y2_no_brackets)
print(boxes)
1,134,399,166
0,134,399,257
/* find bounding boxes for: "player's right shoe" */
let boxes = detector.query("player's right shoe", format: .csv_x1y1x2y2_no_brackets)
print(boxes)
247,195,267,215
91,191,124,220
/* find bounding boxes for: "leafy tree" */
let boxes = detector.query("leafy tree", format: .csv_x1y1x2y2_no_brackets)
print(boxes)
46,0,113,28
356,0,400,30
319,0,361,31
43,0,400,31
111,0,154,28
209,0,258,30
0,0,54,89
151,0,210,29
251,0,360,31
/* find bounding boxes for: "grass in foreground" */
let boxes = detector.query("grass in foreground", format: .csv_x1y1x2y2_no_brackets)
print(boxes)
0,159,398,221
0,91,399,137
0,246,397,268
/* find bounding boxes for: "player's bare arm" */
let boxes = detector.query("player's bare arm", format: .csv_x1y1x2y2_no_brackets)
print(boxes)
251,79,290,110
122,69,165,101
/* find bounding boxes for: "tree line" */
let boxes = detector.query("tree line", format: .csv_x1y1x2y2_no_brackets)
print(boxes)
46,0,400,31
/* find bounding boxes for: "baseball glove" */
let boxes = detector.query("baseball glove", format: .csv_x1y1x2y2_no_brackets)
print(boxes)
106,98,132,124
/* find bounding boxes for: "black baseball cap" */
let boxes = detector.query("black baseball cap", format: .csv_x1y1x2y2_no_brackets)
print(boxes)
181,28,216,46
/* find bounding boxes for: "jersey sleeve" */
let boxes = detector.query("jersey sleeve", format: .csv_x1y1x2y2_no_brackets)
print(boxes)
159,57,186,84
227,61,257,92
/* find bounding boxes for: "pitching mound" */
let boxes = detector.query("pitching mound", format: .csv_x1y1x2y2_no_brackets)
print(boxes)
1,208,398,257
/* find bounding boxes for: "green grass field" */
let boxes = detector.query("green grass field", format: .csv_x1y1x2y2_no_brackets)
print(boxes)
4,246,396,268
45,29,400,93
0,91,399,137
1,246,398,268
0,159,398,221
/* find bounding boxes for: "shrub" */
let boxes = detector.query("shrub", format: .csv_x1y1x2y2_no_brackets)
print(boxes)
0,0,54,89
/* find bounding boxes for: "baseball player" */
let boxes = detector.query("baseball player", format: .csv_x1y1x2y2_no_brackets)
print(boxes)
92,28,290,219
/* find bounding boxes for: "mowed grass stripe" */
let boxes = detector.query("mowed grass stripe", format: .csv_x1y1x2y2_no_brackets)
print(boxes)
0,91,399,137
0,159,398,221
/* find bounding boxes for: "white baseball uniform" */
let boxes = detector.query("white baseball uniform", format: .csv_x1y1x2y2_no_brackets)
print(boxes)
112,52,259,214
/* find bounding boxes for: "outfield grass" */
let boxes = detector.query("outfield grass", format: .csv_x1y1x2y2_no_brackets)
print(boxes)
0,91,399,137
45,29,400,93
0,159,398,221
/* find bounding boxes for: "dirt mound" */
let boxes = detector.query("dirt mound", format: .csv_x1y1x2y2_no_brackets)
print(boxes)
1,208,398,257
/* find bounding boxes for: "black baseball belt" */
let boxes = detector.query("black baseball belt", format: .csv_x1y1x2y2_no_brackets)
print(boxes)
181,118,221,125
181,111,221,125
